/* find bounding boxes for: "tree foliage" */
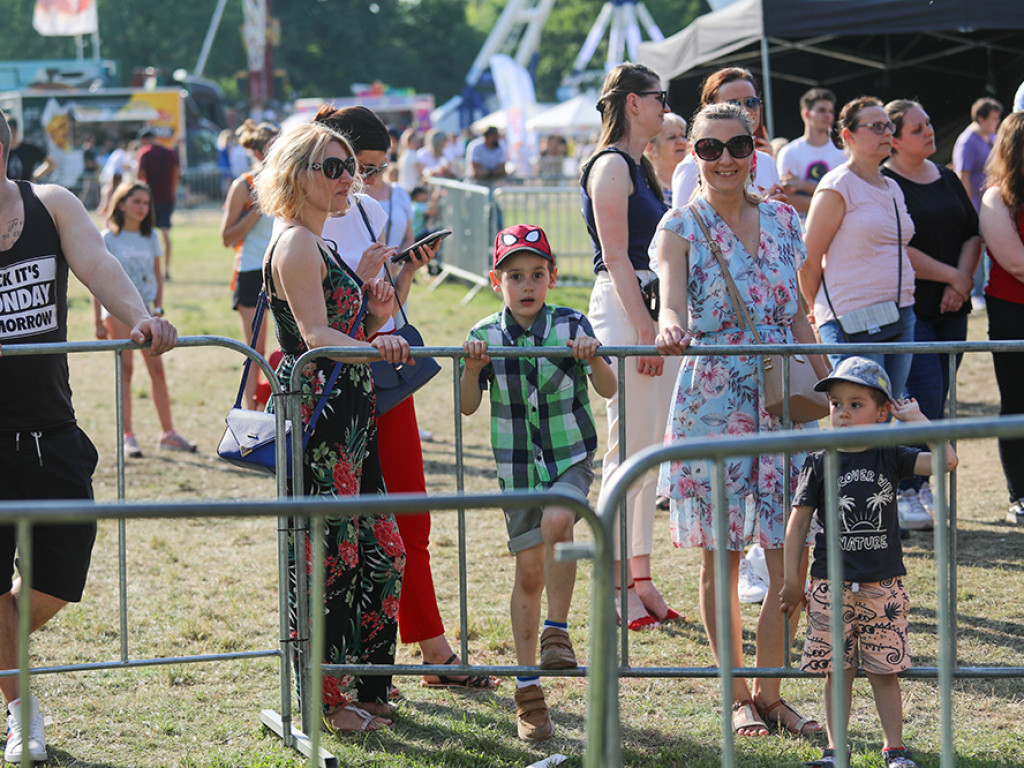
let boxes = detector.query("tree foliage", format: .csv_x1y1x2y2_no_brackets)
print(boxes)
0,0,702,107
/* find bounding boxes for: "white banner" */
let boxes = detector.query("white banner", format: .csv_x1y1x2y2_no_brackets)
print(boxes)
33,0,98,37
489,54,538,176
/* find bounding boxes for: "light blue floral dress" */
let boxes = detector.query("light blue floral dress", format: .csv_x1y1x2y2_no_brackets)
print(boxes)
657,197,814,551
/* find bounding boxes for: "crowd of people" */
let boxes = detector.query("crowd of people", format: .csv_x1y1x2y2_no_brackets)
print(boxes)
1,58,1021,764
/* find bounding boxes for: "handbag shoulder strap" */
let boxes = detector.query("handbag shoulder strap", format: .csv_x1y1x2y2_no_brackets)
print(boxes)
687,203,763,345
356,198,410,328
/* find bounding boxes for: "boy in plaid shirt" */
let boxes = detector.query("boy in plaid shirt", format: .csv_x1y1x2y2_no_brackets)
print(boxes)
461,224,616,741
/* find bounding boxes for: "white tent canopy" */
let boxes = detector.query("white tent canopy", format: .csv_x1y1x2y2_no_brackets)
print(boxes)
470,102,549,135
526,93,601,135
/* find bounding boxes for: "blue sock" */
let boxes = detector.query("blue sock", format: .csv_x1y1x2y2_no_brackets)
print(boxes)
543,619,568,631
516,676,540,688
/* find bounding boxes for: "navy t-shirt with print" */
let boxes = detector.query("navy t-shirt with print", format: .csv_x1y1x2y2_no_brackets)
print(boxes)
794,446,921,583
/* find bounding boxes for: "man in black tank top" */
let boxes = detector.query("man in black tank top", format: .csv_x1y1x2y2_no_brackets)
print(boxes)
0,109,179,763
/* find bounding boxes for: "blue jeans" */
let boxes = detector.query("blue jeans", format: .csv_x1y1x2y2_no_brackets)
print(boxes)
817,305,916,400
900,310,967,491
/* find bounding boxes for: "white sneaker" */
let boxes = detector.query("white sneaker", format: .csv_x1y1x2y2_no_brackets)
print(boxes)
898,489,933,531
746,545,770,584
737,555,768,603
917,483,935,517
5,696,47,763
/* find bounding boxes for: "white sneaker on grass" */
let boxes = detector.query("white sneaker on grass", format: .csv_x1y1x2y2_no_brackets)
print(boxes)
5,695,47,763
737,555,768,604
898,489,933,531
917,482,935,517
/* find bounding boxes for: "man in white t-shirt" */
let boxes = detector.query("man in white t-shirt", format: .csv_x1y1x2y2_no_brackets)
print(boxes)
777,88,847,218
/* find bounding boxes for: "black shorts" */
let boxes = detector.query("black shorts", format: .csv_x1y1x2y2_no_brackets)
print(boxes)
154,202,174,229
0,424,99,602
232,269,263,310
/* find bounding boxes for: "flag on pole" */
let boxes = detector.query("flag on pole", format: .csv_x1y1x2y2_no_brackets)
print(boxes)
33,0,98,37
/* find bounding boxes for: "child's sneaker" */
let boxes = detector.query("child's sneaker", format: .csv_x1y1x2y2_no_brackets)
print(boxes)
1007,499,1024,525
514,684,554,742
157,431,197,453
806,748,851,767
123,434,143,459
897,489,933,531
737,554,768,603
5,695,47,763
539,626,577,669
883,746,918,768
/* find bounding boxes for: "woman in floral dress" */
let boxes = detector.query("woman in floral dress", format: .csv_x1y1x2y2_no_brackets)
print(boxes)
254,121,409,733
655,103,828,737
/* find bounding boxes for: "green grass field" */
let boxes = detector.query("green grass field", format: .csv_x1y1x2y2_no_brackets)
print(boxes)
13,208,1021,767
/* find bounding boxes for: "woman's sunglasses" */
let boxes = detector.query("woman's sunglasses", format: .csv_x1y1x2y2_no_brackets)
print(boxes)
360,161,389,179
692,134,755,162
853,120,896,136
636,90,669,107
725,96,762,111
309,156,357,180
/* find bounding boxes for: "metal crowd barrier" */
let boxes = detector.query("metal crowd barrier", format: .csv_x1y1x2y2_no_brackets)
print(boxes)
3,337,1024,768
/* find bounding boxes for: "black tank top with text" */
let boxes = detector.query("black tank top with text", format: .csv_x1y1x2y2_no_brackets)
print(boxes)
0,181,74,431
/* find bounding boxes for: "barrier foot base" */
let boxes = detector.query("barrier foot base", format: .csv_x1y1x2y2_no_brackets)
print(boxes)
260,709,338,768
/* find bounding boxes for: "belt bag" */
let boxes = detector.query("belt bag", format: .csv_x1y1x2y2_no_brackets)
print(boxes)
835,300,903,342
358,200,441,414
689,204,829,424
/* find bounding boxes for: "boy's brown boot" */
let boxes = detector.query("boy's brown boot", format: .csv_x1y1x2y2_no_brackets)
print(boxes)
514,684,554,741
539,626,578,669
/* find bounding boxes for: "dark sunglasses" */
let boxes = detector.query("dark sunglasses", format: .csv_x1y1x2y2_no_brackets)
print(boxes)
853,120,896,135
310,155,357,179
360,161,388,179
692,134,755,162
636,90,669,107
725,96,762,111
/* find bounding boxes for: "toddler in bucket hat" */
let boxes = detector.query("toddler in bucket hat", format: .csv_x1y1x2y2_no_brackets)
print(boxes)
813,356,895,404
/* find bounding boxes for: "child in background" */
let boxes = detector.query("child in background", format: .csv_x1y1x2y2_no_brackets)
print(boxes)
93,181,196,458
461,224,616,742
780,357,957,768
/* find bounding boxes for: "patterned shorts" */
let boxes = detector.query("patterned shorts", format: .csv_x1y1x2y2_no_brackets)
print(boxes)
801,577,911,676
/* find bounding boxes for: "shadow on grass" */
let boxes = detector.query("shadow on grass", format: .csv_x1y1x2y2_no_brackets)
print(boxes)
901,525,1024,572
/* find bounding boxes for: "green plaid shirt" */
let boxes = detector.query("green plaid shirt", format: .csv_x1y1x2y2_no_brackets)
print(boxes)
465,304,601,491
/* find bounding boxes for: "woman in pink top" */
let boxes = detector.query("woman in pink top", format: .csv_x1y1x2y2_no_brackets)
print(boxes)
800,96,916,397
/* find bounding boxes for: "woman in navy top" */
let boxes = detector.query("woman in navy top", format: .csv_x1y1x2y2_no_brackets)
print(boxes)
580,63,681,630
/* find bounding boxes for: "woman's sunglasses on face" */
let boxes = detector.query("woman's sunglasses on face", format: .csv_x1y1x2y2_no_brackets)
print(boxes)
725,96,762,111
636,90,669,108
853,120,896,136
310,155,357,180
360,161,388,179
693,134,755,161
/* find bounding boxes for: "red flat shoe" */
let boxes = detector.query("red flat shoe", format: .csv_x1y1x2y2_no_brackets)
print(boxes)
649,607,685,623
627,615,660,631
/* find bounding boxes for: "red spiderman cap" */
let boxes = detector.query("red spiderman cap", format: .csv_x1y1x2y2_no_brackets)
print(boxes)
493,224,554,269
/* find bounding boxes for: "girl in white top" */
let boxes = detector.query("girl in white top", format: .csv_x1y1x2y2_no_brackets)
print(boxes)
672,67,781,206
94,182,195,457
800,96,916,397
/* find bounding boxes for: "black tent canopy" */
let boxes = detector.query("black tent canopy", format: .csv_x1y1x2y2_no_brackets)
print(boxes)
638,0,1024,158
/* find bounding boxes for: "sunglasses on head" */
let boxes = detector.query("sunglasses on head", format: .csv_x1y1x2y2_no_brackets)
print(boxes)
636,90,669,107
853,120,896,135
725,96,762,111
692,134,755,162
360,161,388,179
309,155,357,180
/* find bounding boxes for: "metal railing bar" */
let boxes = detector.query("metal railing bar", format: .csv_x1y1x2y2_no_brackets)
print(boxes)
0,650,279,677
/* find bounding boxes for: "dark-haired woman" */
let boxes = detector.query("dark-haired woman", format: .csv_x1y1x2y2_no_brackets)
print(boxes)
582,62,682,630
671,67,780,206
313,105,496,691
979,111,1024,525
881,100,980,526
800,96,916,397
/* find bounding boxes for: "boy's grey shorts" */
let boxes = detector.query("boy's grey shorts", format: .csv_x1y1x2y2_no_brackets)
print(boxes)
504,455,594,554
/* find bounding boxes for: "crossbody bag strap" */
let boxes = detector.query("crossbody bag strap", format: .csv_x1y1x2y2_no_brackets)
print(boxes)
688,203,763,345
822,194,904,327
356,198,410,328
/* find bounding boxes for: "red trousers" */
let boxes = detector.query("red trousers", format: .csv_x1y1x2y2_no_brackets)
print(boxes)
376,395,445,644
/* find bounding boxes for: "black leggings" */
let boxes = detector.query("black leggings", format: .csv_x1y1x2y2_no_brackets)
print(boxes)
986,294,1024,502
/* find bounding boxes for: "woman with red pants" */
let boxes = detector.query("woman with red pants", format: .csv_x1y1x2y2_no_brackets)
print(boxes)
314,105,498,691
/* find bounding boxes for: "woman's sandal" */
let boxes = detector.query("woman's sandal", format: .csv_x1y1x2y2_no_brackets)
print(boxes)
758,698,822,735
731,699,769,737
323,704,392,733
633,576,686,623
421,654,501,690
615,585,660,631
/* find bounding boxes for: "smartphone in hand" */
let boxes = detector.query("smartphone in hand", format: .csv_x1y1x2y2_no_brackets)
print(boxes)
391,229,453,264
